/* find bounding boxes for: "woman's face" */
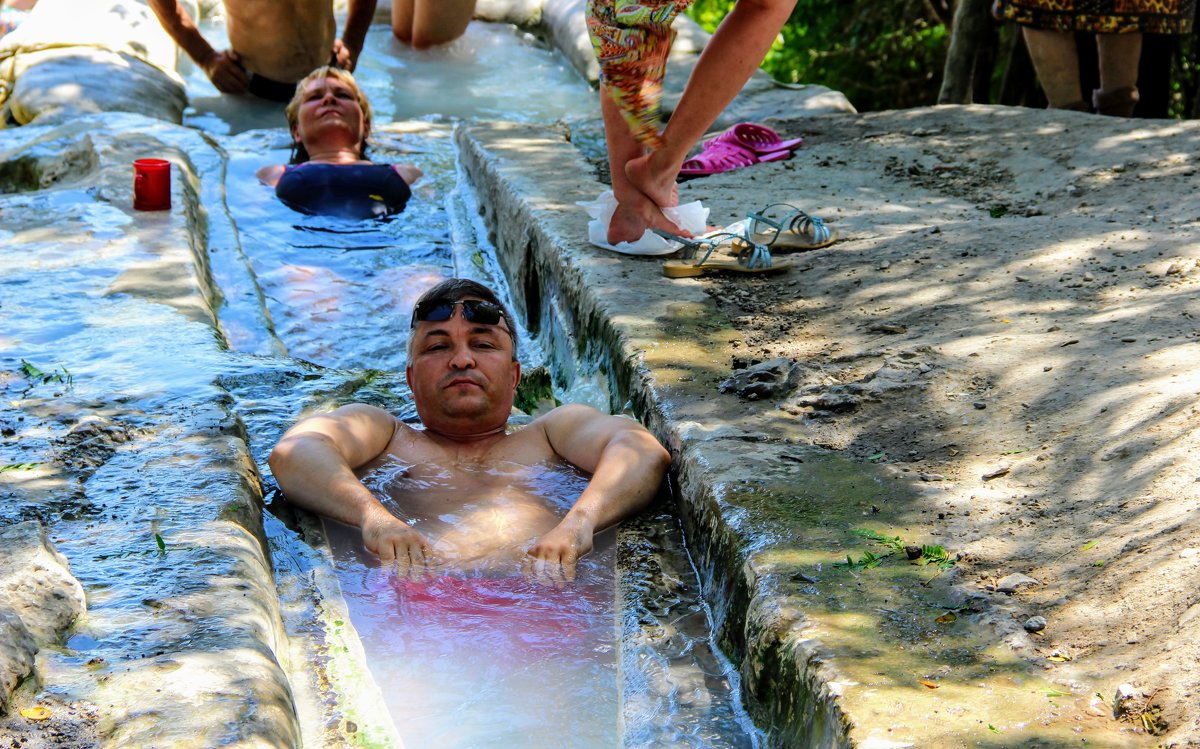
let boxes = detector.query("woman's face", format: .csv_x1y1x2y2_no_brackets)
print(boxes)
292,75,368,152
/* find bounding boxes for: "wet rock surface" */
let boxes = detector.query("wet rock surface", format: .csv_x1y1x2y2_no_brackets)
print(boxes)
0,521,85,646
1,117,298,747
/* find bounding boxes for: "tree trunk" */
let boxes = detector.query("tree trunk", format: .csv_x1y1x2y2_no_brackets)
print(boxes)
938,0,996,104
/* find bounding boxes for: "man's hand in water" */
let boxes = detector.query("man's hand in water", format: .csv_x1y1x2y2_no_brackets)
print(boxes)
201,49,249,94
526,515,594,582
362,508,433,575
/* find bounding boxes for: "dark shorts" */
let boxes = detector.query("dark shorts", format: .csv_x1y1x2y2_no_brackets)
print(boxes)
244,55,342,102
247,73,298,103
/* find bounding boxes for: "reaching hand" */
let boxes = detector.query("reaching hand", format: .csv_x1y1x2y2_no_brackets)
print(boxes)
202,49,249,94
362,510,434,575
525,515,594,582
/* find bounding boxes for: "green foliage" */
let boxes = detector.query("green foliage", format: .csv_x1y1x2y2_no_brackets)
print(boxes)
686,0,949,111
916,543,955,570
20,359,72,388
840,528,957,572
0,463,42,472
513,366,559,415
851,528,904,552
833,549,892,571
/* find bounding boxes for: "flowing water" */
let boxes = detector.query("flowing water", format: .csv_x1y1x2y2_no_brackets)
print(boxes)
328,461,620,748
2,17,763,747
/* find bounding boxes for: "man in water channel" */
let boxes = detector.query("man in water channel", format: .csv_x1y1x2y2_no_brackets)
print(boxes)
269,278,672,579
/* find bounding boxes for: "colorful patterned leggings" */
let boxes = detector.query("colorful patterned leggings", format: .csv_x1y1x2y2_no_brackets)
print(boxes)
586,0,694,149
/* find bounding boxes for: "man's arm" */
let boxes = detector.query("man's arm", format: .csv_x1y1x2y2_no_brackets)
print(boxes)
332,0,379,71
268,403,432,565
147,0,249,93
527,404,671,578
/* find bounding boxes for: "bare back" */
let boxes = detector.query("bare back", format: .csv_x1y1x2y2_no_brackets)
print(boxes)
357,422,584,571
225,0,336,82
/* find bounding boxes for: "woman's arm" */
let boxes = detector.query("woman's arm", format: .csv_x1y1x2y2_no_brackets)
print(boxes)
392,163,423,185
257,164,286,186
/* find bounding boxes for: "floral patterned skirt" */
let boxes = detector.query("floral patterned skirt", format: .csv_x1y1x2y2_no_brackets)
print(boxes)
993,0,1195,34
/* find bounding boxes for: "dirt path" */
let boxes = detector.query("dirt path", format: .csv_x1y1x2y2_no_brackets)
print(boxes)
676,104,1200,744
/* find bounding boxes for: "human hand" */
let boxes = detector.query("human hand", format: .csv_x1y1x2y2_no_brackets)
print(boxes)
202,49,249,94
331,39,358,71
362,510,434,575
525,515,594,582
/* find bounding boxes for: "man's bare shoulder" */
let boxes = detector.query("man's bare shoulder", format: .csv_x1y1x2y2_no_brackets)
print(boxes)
528,402,605,429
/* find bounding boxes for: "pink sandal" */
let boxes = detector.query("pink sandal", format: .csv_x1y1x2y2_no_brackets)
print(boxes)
710,122,804,155
678,141,790,179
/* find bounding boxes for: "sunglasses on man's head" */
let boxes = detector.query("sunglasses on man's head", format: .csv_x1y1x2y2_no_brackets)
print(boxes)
410,298,507,329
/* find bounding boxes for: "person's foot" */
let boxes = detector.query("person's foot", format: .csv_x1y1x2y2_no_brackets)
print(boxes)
625,150,679,210
607,187,687,245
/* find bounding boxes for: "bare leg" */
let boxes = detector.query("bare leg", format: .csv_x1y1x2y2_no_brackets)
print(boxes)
1097,32,1141,90
392,0,476,49
1022,27,1086,109
1094,31,1141,116
600,84,685,244
392,0,416,44
625,0,798,208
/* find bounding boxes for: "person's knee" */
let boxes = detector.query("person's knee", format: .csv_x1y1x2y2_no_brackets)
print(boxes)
408,31,438,49
409,25,469,49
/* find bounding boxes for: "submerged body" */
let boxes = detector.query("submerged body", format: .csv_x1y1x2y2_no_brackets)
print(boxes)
275,162,413,219
358,451,577,572
335,455,620,747
330,457,620,748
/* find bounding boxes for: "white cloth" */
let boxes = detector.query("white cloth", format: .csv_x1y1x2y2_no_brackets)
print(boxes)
578,190,709,256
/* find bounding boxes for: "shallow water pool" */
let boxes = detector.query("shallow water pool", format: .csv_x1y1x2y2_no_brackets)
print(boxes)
0,14,763,747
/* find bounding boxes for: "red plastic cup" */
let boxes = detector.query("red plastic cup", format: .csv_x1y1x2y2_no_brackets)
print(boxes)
133,158,171,211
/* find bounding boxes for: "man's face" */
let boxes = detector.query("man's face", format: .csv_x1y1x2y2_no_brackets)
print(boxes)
405,298,519,436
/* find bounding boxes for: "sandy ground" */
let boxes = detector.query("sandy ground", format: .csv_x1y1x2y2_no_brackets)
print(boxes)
654,104,1200,744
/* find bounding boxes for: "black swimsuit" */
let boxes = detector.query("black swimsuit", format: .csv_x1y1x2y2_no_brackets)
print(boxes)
275,162,412,220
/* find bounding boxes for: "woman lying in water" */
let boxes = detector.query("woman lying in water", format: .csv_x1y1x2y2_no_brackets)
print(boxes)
257,66,423,220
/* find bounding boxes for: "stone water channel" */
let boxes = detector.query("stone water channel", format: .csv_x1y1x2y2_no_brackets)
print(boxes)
0,0,855,746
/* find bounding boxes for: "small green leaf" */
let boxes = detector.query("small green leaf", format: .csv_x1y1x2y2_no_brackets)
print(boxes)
1092,560,1105,567
20,359,46,381
1045,689,1072,697
867,451,886,462
154,533,166,553
0,463,42,472
987,724,1001,733
1000,447,1031,455
1079,540,1097,552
